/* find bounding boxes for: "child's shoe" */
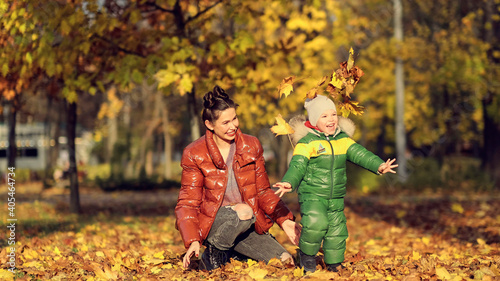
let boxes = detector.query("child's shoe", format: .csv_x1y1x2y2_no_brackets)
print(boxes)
326,262,343,272
297,249,316,273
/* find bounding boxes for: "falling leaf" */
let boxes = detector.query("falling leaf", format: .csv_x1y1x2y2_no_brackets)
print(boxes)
277,76,295,98
329,72,344,90
347,47,355,71
306,76,328,99
270,114,294,136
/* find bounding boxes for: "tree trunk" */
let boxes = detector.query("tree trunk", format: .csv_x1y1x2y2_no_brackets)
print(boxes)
482,99,500,185
66,100,81,214
7,102,16,168
162,96,173,179
187,88,201,141
481,0,500,186
137,87,162,178
43,95,53,188
394,0,408,181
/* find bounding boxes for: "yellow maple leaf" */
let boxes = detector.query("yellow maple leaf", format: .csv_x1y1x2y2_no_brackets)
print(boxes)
422,237,431,245
270,114,294,136
0,269,14,281
412,251,422,260
96,251,105,257
248,268,268,280
277,76,295,98
436,266,452,280
293,267,304,278
329,72,344,90
153,251,165,259
23,261,43,269
247,259,258,267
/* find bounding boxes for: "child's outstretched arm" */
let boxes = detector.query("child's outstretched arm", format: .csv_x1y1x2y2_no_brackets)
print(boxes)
273,182,292,198
378,158,398,174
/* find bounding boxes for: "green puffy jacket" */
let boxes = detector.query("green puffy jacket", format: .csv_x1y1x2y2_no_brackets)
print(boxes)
282,116,384,199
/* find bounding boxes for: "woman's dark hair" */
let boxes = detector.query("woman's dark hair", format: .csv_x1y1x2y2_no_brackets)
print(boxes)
202,85,238,123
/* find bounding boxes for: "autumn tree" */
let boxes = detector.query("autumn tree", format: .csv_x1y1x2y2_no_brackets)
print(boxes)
0,1,42,168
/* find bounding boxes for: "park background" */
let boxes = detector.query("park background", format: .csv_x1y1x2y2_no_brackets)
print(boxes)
0,0,499,280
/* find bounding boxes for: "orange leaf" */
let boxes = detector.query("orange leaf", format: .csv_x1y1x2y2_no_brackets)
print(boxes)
305,76,328,99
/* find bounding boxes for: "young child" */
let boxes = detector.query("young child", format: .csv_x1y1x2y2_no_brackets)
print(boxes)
274,94,397,273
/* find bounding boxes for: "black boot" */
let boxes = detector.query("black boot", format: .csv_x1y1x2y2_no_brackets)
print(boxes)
199,243,230,271
326,262,343,272
297,249,316,273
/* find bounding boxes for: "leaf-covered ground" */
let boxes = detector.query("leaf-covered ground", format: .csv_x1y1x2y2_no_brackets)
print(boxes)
1,183,499,280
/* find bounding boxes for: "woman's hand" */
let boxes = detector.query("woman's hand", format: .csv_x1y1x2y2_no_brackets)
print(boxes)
273,182,292,198
182,241,200,269
378,158,398,174
282,219,302,246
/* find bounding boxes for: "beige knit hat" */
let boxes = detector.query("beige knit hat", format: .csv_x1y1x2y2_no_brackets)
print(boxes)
304,95,337,126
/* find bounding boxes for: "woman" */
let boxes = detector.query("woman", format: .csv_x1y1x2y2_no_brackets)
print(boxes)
175,86,301,271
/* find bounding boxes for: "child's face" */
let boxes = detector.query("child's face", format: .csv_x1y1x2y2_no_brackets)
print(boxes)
316,109,338,135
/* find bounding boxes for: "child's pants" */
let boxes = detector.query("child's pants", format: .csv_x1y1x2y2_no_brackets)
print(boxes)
298,196,348,264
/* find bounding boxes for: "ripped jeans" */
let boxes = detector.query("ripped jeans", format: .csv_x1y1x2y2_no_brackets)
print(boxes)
205,205,289,263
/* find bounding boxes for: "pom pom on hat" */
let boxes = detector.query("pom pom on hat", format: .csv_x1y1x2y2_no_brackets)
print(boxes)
304,95,337,127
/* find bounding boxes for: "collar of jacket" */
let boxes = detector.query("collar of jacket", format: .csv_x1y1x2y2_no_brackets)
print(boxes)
304,120,341,139
205,128,257,169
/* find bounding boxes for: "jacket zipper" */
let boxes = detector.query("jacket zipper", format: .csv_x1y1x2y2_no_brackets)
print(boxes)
326,135,335,199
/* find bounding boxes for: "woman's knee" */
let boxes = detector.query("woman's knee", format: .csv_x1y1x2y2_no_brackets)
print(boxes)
233,203,253,220
279,252,294,265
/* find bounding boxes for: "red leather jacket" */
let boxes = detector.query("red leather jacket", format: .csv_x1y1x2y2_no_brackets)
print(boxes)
175,129,294,249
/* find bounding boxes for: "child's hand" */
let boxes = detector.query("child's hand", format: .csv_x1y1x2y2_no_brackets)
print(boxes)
378,158,398,174
273,182,292,197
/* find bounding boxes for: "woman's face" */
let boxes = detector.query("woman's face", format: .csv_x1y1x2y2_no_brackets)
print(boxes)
316,109,338,135
205,107,239,144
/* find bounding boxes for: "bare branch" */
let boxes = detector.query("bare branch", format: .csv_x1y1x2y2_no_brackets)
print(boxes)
185,0,225,25
94,35,146,58
144,0,175,13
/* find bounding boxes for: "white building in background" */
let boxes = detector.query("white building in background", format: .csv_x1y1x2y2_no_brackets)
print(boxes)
0,123,95,171
0,123,49,170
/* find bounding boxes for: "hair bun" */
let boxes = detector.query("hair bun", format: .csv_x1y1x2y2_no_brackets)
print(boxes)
213,85,229,100
203,85,229,109
203,91,216,109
